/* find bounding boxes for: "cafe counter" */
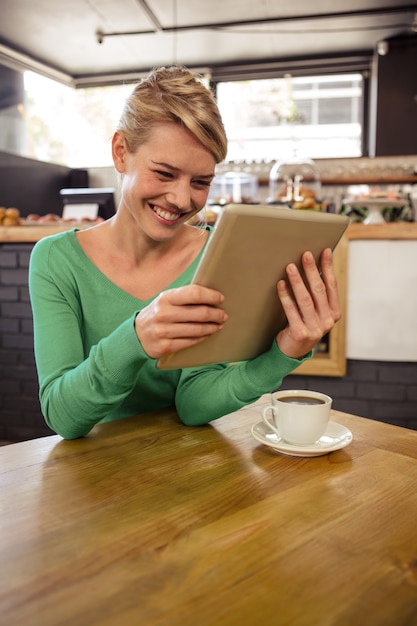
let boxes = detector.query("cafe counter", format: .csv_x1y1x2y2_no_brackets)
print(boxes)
0,226,77,442
0,223,85,242
344,222,417,362
2,220,417,242
2,221,417,442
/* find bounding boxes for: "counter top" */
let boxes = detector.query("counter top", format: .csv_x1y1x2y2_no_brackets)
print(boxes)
1,399,417,625
2,221,417,243
0,224,75,242
346,222,417,240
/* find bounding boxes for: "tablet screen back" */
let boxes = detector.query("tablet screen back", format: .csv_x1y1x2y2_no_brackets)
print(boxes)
157,204,349,370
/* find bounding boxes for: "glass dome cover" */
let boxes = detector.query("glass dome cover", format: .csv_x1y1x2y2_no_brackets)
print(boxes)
208,171,259,205
268,157,321,209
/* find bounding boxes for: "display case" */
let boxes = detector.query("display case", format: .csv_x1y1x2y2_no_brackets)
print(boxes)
267,157,322,209
208,171,259,205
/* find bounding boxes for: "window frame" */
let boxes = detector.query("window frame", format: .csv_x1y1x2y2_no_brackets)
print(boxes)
210,55,372,158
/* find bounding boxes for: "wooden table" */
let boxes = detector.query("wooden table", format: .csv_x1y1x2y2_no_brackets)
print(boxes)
1,398,417,625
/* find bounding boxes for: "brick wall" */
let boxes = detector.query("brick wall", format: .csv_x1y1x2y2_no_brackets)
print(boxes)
0,243,54,441
282,360,417,430
1,241,417,441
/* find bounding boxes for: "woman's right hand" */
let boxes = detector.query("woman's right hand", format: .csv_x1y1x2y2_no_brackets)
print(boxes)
134,285,227,358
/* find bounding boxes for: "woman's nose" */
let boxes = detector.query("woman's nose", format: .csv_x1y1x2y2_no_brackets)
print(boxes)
166,180,192,210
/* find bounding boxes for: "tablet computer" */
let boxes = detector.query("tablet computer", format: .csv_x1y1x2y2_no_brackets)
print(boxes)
157,204,349,370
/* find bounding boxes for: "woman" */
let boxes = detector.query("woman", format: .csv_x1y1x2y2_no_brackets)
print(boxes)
29,65,341,439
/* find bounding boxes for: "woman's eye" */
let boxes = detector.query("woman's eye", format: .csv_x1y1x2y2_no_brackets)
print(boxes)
154,170,211,188
156,170,173,179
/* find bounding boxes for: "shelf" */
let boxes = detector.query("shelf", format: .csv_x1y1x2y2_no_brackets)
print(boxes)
346,222,417,240
321,176,417,186
0,224,77,243
258,176,417,186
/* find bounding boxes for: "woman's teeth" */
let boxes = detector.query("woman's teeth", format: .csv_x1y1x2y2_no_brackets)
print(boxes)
153,206,181,221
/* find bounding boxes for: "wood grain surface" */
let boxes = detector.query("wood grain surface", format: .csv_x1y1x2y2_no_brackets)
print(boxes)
1,399,417,625
3,222,417,243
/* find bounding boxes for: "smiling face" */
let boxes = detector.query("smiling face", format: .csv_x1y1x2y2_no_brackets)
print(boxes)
112,122,216,242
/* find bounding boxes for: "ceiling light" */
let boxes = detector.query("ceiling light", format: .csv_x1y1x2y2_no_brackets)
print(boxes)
377,40,389,56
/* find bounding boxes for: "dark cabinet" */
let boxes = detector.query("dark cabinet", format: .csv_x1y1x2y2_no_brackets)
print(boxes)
372,34,417,156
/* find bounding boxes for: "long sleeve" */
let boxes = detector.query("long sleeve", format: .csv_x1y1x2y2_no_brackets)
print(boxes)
175,341,310,425
29,231,204,439
29,234,159,438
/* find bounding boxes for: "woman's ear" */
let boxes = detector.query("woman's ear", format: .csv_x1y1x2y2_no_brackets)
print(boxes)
112,131,127,172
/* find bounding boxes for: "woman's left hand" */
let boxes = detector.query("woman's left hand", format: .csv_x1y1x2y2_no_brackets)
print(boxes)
275,248,341,360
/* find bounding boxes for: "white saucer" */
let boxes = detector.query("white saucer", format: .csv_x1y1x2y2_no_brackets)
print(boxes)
251,420,352,457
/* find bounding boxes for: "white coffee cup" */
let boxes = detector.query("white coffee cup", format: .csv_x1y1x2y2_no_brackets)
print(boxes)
262,389,332,446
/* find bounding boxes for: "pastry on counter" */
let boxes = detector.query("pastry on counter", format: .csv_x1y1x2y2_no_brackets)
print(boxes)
0,207,21,226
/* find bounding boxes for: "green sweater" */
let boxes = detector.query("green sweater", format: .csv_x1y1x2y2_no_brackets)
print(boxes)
29,229,308,439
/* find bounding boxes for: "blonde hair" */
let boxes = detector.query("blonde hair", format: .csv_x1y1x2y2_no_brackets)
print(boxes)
117,66,227,163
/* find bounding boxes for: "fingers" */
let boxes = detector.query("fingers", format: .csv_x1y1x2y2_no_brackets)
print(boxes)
135,285,228,358
276,249,341,359
151,310,226,341
168,284,225,307
156,286,227,326
290,249,340,324
299,250,337,325
319,248,342,322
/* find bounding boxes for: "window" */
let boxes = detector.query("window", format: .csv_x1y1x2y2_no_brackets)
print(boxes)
215,73,364,161
0,69,131,167
0,65,365,168
22,72,133,167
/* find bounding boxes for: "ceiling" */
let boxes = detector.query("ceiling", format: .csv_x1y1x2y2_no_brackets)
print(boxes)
0,0,416,87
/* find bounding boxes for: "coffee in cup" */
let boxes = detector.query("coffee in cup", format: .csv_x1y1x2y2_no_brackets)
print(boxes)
278,395,326,405
262,389,332,446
